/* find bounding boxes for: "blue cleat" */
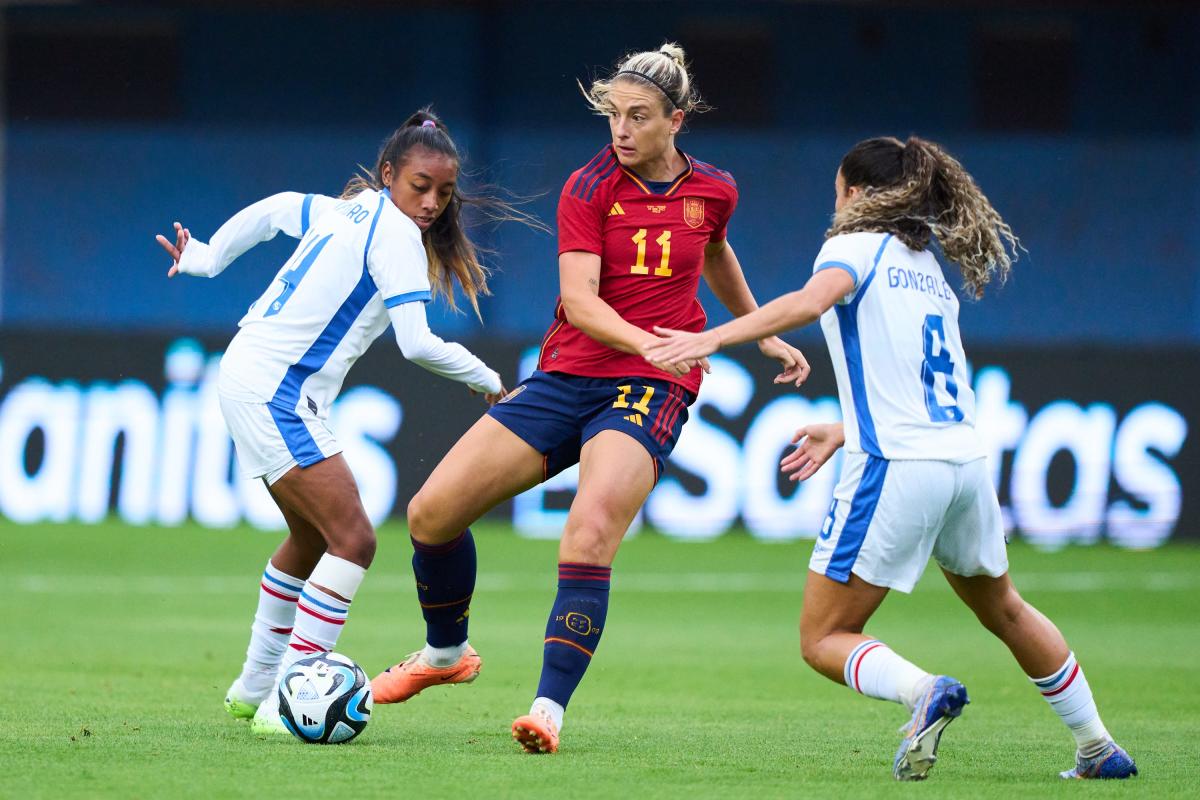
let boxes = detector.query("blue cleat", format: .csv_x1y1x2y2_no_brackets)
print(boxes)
1059,741,1138,779
892,676,970,781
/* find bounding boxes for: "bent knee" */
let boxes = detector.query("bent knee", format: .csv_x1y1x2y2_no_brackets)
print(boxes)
334,522,376,568
561,519,622,565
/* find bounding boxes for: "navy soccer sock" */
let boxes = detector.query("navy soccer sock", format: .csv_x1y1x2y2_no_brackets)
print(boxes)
411,530,476,647
536,562,611,708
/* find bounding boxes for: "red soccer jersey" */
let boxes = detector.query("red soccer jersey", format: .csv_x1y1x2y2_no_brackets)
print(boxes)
539,145,739,395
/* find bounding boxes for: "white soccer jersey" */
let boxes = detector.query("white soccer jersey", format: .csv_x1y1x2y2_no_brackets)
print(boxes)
815,232,983,462
176,189,498,418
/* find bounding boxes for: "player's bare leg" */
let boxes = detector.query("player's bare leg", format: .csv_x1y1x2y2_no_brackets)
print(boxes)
407,415,546,545
514,430,655,754
800,571,967,780
943,570,1136,779
373,415,545,703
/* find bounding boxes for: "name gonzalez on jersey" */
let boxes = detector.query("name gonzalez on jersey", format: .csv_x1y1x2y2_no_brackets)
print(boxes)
886,265,954,300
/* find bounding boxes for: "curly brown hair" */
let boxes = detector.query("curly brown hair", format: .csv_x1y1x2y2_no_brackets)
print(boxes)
829,136,1022,299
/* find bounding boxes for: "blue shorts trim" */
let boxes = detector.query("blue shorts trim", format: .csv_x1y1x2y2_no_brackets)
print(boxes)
267,403,325,467
487,371,693,482
825,455,889,582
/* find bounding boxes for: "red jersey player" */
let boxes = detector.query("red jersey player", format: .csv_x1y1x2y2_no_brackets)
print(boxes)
371,43,810,754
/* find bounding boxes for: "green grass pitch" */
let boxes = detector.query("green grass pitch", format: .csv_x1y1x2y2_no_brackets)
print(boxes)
2,520,1197,798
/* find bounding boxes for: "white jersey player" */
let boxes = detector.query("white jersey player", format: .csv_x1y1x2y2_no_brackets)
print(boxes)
646,136,1135,783
155,111,533,739
179,185,500,483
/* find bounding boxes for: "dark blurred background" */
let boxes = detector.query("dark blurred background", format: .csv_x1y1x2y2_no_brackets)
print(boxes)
1,1,1196,544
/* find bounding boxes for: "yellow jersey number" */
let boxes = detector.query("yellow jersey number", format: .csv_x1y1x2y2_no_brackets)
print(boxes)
630,229,672,277
612,384,656,414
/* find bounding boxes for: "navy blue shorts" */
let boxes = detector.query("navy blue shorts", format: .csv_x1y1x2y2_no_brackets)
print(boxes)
487,371,694,482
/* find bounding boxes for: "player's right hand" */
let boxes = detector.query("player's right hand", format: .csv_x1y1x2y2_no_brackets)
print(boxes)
155,221,191,277
780,422,845,482
483,385,509,406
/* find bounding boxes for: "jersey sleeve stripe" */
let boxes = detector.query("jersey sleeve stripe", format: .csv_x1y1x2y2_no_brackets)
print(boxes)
569,149,613,197
384,290,432,307
571,150,618,200
582,157,619,202
816,260,860,288
300,193,315,234
691,162,737,187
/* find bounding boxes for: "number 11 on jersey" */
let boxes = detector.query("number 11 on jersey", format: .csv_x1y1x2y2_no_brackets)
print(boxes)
630,229,672,277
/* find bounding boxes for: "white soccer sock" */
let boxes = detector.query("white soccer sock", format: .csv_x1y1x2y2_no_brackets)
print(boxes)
279,555,365,676
531,696,565,732
423,641,467,668
238,561,303,697
1031,652,1110,758
844,639,931,710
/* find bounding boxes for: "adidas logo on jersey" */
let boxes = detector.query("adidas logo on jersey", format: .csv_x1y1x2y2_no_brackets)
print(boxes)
608,202,626,216
623,413,643,427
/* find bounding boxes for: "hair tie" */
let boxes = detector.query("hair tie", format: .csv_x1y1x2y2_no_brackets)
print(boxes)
421,119,437,128
615,70,680,110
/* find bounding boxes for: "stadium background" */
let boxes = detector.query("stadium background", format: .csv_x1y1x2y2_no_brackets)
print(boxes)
1,0,1197,545
4,3,1200,797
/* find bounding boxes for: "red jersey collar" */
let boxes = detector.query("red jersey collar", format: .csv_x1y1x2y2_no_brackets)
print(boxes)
614,146,695,197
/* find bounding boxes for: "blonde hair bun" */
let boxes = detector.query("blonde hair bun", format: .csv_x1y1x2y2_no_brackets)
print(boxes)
658,42,686,67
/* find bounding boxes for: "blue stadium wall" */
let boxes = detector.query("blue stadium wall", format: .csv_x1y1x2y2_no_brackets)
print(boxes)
2,2,1197,542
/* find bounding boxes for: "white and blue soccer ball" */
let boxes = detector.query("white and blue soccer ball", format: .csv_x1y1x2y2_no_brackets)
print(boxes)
278,652,372,744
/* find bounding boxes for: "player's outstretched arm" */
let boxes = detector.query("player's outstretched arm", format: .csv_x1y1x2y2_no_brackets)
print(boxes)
646,268,854,367
780,423,845,482
387,300,506,405
559,250,696,377
155,192,321,279
701,240,810,386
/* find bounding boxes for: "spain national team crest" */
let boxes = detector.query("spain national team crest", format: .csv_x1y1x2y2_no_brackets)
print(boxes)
683,197,704,228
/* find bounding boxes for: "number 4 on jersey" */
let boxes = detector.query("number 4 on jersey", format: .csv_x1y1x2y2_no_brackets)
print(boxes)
921,314,964,423
265,232,332,317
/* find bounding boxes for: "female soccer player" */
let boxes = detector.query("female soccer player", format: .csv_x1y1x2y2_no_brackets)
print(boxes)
645,136,1137,781
369,44,810,753
155,110,524,736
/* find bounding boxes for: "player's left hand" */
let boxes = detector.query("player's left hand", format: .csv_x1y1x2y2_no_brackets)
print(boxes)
757,336,810,387
155,221,191,278
644,327,721,372
780,423,844,482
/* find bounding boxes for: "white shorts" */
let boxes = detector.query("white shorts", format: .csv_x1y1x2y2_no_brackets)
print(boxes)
809,452,1008,593
218,395,341,485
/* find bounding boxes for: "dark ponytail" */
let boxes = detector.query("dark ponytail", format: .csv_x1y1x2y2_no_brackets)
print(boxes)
829,136,1022,299
343,107,546,319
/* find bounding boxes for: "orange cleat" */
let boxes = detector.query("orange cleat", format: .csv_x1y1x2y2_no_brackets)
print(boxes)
511,707,560,754
370,645,482,704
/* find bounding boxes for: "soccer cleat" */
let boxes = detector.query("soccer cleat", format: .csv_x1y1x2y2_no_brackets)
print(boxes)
249,690,291,738
224,676,270,720
892,675,970,781
1059,741,1138,779
370,645,482,704
512,706,559,754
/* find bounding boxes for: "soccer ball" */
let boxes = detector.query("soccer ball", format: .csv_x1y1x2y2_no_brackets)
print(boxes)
278,652,372,744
